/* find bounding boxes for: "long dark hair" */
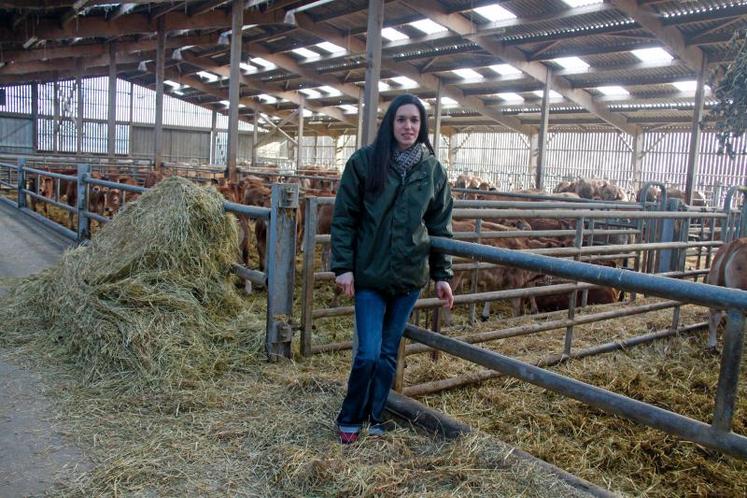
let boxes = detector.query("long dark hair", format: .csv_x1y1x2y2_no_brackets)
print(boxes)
367,93,435,194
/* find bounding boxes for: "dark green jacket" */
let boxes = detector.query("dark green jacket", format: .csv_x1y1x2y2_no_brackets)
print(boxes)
330,144,453,295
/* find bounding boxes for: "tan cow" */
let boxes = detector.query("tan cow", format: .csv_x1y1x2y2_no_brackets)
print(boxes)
706,238,747,350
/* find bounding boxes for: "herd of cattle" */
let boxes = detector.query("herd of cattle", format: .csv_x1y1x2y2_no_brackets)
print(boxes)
22,167,722,319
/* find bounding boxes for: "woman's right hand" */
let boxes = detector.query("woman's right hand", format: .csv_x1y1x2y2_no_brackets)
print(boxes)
335,272,355,298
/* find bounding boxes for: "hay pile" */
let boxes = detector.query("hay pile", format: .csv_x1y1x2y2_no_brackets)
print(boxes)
0,176,263,386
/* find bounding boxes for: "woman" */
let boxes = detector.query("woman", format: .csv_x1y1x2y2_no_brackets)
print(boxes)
331,93,455,444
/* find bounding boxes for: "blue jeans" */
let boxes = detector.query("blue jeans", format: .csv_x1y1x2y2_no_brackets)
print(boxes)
336,288,420,428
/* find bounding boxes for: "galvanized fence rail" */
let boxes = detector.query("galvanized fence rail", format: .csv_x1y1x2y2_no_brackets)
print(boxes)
0,158,298,361
407,234,747,459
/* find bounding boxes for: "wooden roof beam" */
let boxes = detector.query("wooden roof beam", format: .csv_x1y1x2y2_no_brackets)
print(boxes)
291,12,531,135
401,0,638,136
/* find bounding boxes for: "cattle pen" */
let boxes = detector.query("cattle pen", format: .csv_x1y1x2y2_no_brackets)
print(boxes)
4,0,747,496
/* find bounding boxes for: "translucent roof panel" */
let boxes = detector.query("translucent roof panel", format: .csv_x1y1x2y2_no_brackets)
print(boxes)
631,47,673,63
473,4,516,22
381,28,409,41
409,19,448,35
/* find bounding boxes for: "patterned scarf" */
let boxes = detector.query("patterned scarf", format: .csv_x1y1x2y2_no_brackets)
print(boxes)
390,144,423,180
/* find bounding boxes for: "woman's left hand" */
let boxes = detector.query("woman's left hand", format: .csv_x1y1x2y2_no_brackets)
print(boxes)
435,281,454,309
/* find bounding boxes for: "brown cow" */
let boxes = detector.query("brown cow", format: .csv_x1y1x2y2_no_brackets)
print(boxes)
706,238,747,350
28,176,54,215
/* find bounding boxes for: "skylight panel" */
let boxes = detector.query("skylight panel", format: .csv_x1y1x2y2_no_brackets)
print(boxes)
196,71,220,82
381,27,409,41
292,47,320,59
631,47,673,63
489,64,522,76
497,92,524,103
453,68,483,80
240,62,256,73
164,80,181,89
318,85,342,97
552,56,589,72
257,94,277,104
250,57,276,70
339,104,358,114
596,86,629,96
316,41,346,54
219,100,230,106
302,109,314,118
390,76,418,89
299,88,322,98
378,81,391,92
533,90,563,100
441,97,458,106
561,0,603,7
409,19,448,35
473,4,516,22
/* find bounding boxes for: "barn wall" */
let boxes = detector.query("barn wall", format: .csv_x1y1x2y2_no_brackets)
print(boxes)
0,116,33,154
130,126,210,164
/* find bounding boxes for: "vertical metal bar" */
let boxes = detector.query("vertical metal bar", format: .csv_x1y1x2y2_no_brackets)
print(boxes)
536,66,550,191
631,130,642,195
226,0,242,182
210,109,217,165
76,163,91,241
685,55,707,205
31,83,38,152
433,78,443,161
154,19,165,167
265,183,299,361
16,158,26,209
76,60,84,154
469,218,481,324
107,41,117,158
53,79,60,153
713,308,745,432
252,111,259,166
361,0,384,146
300,196,318,357
564,217,584,356
355,94,365,151
296,96,304,173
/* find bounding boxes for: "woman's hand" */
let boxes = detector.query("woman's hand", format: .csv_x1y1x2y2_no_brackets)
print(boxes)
435,281,454,309
335,271,355,298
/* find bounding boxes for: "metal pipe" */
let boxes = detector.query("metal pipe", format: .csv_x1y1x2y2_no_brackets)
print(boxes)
452,208,725,220
231,263,266,287
713,309,745,431
430,237,747,310
403,323,747,459
23,167,77,181
223,201,271,219
19,207,77,240
24,191,76,213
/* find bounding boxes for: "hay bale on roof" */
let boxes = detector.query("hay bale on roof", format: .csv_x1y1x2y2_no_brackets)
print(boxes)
0,176,263,386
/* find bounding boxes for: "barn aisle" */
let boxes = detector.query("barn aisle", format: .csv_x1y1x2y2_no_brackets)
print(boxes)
0,203,87,497
0,201,71,294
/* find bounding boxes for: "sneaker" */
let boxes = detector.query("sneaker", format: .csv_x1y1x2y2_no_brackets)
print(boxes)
338,430,359,444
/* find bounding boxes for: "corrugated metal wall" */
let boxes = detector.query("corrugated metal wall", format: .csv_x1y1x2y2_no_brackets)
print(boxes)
448,131,531,190
0,116,33,154
131,126,210,164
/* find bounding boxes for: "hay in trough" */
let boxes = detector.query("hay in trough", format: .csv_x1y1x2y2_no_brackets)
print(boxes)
0,176,263,386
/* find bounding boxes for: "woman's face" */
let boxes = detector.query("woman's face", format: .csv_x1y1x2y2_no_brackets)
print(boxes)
393,103,421,150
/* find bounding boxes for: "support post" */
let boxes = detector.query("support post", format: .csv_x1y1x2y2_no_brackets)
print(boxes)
447,133,456,168
296,95,304,172
536,67,550,191
361,0,384,146
631,130,643,194
300,196,318,357
76,60,83,155
226,0,243,183
16,158,26,209
107,41,117,158
432,78,443,160
31,83,38,152
685,55,707,204
266,183,300,361
76,163,91,241
53,79,60,153
528,131,539,186
154,19,165,167
356,94,365,150
252,111,259,166
210,109,217,165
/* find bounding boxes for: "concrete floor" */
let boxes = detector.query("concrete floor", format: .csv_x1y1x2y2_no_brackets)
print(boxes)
0,202,89,497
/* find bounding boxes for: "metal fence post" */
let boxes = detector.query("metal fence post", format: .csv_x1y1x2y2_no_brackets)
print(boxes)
265,183,299,361
76,163,91,241
713,308,745,432
16,158,26,209
300,196,318,357
657,198,679,273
